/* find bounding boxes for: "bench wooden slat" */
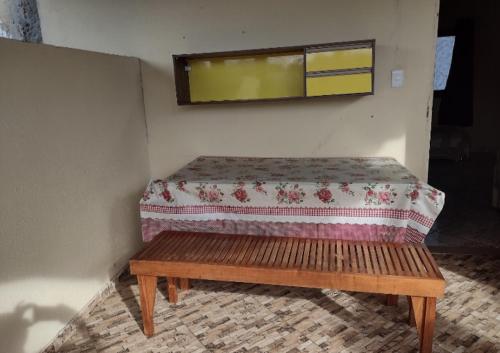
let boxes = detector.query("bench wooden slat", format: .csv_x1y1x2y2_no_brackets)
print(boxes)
362,242,372,274
192,237,212,262
200,236,223,263
150,232,180,259
184,234,204,260
260,238,275,266
409,246,428,277
388,245,403,275
222,236,242,263
422,247,443,279
403,245,419,276
382,245,395,274
162,233,189,260
254,238,270,266
355,244,364,273
416,246,435,277
228,236,247,264
288,239,299,268
275,237,288,267
315,240,322,271
395,245,410,275
336,240,342,272
138,232,167,259
241,238,257,265
309,240,317,270
245,238,262,266
369,245,380,275
329,241,336,272
140,235,166,260
345,244,358,272
280,238,293,268
293,239,304,268
302,239,311,270
234,237,253,265
341,242,349,272
376,245,388,275
268,238,282,267
168,234,197,261
211,238,230,263
322,240,329,272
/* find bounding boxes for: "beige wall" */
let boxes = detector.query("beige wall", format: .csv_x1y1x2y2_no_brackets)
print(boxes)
0,38,150,353
38,0,439,181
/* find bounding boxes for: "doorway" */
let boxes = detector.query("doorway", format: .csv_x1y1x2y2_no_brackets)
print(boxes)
427,0,500,254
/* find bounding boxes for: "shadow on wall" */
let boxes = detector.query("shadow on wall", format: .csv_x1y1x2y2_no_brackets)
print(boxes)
0,187,146,353
0,303,76,353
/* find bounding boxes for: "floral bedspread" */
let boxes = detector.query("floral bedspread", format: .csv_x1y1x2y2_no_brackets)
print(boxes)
140,156,444,242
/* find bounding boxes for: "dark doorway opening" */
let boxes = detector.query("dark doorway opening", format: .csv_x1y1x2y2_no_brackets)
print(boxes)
427,0,500,255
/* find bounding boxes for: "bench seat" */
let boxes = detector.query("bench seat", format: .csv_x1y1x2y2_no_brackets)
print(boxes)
130,231,445,353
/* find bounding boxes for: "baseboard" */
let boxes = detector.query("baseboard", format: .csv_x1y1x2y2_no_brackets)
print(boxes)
39,264,129,353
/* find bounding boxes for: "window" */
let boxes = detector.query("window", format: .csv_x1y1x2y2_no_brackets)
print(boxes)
0,0,42,42
434,36,455,91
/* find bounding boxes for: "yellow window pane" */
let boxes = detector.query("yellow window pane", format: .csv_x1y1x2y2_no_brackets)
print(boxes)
306,73,372,96
188,52,304,102
306,48,372,72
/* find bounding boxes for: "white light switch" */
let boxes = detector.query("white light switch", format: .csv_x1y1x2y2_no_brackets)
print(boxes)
391,69,404,88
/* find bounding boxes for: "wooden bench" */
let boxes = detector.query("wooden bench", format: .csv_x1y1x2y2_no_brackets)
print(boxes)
130,231,445,353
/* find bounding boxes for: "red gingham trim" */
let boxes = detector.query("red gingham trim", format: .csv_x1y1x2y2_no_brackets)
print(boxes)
140,204,434,228
404,226,426,244
408,211,434,228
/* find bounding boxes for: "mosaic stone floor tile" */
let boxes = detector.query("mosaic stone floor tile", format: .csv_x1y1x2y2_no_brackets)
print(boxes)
56,254,500,353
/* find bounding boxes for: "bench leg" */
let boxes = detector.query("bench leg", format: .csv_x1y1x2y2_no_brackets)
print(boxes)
137,275,157,337
386,294,398,306
167,277,178,304
179,278,190,291
407,296,415,326
420,297,437,353
410,296,437,353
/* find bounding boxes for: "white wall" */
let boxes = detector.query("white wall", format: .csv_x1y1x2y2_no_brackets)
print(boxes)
38,0,439,181
0,38,150,353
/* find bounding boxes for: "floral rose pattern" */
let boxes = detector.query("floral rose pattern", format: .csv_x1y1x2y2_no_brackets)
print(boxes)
405,183,442,208
196,183,224,203
363,183,397,205
231,182,250,203
406,183,422,203
253,181,267,194
142,188,151,201
142,181,157,201
176,180,187,192
339,182,355,196
275,183,306,204
142,180,176,202
314,183,335,203
426,188,443,207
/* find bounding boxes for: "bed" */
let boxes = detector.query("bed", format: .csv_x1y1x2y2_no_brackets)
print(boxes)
140,156,444,243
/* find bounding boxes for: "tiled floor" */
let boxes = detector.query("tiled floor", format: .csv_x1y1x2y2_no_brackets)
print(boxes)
55,254,499,353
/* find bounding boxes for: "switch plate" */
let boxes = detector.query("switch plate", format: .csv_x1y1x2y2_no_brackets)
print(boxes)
391,69,404,88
